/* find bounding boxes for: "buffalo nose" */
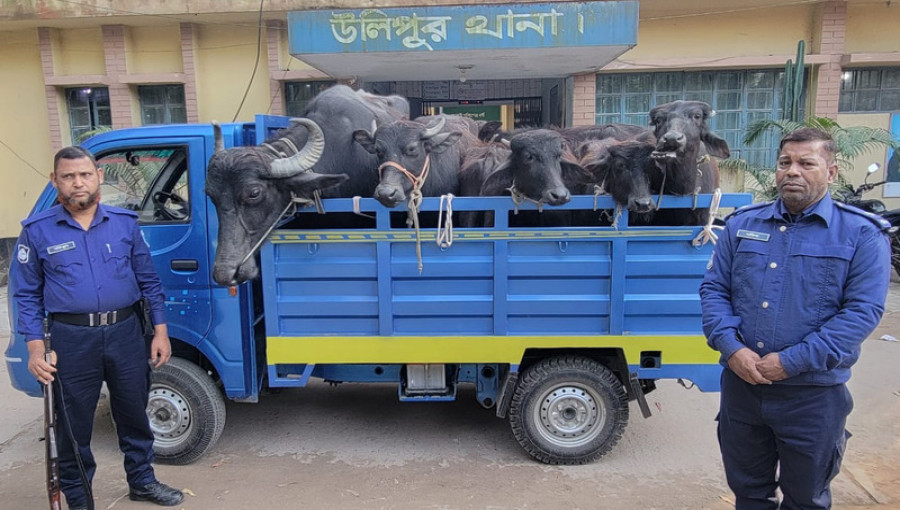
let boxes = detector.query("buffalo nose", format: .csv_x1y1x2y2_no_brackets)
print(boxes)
545,187,571,205
631,197,654,212
374,185,403,206
660,132,686,148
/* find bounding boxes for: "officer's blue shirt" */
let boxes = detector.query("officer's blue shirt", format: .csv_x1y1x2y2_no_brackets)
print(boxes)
14,203,166,340
700,193,891,385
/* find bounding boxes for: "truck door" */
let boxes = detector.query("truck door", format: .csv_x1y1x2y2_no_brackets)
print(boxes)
87,136,213,346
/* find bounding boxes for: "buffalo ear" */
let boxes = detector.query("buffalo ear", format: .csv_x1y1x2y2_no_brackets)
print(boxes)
284,171,349,196
702,131,730,159
480,162,513,196
424,131,462,154
353,130,377,154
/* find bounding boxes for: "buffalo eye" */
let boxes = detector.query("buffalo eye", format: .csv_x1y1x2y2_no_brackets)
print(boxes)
405,144,420,157
241,186,264,204
691,112,703,121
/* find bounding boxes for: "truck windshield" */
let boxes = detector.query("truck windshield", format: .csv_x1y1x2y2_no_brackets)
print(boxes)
97,147,189,223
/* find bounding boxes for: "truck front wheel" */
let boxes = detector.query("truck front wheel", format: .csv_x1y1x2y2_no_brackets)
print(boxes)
147,357,226,465
508,356,628,465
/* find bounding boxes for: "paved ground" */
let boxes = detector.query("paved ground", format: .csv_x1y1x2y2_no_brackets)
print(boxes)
1,280,899,510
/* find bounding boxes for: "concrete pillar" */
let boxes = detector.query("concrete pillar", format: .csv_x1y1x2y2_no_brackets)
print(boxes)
38,27,63,150
101,25,132,129
813,1,847,119
571,73,597,126
180,23,200,123
267,19,285,116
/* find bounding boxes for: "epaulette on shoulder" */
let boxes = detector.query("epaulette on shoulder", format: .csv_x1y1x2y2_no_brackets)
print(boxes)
834,201,893,231
21,206,59,227
724,201,770,221
105,206,139,218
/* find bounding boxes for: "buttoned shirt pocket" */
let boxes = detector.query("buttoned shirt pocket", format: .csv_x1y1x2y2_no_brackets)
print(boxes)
732,239,770,285
103,242,132,280
790,242,854,320
48,250,85,286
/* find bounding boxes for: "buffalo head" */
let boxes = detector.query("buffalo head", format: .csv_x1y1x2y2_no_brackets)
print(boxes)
353,116,462,207
649,100,730,161
481,129,589,206
206,119,348,286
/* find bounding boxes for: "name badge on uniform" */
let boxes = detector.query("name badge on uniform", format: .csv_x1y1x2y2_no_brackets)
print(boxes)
47,241,76,254
736,229,770,242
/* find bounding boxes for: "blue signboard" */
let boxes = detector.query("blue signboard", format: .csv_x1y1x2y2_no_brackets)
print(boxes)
288,2,638,54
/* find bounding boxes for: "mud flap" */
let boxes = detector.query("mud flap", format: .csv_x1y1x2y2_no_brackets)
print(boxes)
629,372,653,418
495,371,518,419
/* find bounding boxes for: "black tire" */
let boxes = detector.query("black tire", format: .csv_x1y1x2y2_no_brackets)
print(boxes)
148,358,226,465
508,356,628,465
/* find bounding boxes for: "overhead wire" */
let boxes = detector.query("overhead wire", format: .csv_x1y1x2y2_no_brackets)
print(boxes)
232,0,266,122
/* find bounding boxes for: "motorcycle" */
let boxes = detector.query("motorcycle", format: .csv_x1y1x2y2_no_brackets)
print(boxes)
836,163,900,277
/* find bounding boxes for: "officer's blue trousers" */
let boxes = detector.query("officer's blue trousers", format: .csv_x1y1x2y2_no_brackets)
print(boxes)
51,314,156,507
718,368,852,510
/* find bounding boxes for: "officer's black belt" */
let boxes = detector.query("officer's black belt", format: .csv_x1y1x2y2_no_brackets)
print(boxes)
52,305,135,327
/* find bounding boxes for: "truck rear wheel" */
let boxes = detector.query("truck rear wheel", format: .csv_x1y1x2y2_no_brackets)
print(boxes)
508,355,628,465
148,358,226,465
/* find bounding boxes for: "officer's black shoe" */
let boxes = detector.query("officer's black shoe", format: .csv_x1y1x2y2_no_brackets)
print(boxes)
68,505,88,510
128,482,184,506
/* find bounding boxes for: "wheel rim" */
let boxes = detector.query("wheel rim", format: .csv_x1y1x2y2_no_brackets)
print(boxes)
533,383,606,448
147,383,192,447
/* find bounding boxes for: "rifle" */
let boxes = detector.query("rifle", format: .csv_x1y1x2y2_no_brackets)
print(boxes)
43,318,62,510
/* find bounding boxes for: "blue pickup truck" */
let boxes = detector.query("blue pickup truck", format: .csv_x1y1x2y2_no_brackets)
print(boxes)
6,115,752,465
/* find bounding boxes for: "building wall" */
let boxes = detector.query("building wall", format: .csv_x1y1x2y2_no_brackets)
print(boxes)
0,29,52,238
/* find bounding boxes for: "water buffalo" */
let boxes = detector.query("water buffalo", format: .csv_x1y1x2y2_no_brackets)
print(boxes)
575,138,655,216
647,100,730,225
206,84,409,285
352,114,478,208
477,129,592,227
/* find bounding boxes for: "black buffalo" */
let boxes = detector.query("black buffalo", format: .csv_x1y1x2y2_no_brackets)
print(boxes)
647,100,730,225
575,138,655,216
352,114,477,208
205,84,409,285
477,129,592,227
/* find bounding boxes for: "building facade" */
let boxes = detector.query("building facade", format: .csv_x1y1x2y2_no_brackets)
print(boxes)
1,0,898,249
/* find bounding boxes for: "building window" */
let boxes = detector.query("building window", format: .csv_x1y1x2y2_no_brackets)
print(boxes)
839,68,900,112
596,70,791,166
138,85,187,125
284,81,334,116
66,87,111,143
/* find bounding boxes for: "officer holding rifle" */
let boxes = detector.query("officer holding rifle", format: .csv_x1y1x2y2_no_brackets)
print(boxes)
14,146,184,509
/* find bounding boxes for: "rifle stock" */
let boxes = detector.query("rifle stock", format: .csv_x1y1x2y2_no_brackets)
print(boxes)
43,318,62,510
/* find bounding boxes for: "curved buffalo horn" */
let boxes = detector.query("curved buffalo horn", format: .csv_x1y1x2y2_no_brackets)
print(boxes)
212,121,224,152
269,118,326,178
422,115,446,138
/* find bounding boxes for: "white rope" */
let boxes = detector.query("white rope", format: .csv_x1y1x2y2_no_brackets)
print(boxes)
436,194,454,249
692,188,724,247
507,182,544,214
238,193,315,267
610,204,623,230
592,184,605,211
351,196,376,219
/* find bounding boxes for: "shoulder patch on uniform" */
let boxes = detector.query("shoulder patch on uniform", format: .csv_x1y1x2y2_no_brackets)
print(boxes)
725,201,770,221
834,201,893,231
16,244,30,264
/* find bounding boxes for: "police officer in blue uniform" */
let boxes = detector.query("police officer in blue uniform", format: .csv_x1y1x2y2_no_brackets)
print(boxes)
700,128,891,509
15,146,184,509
